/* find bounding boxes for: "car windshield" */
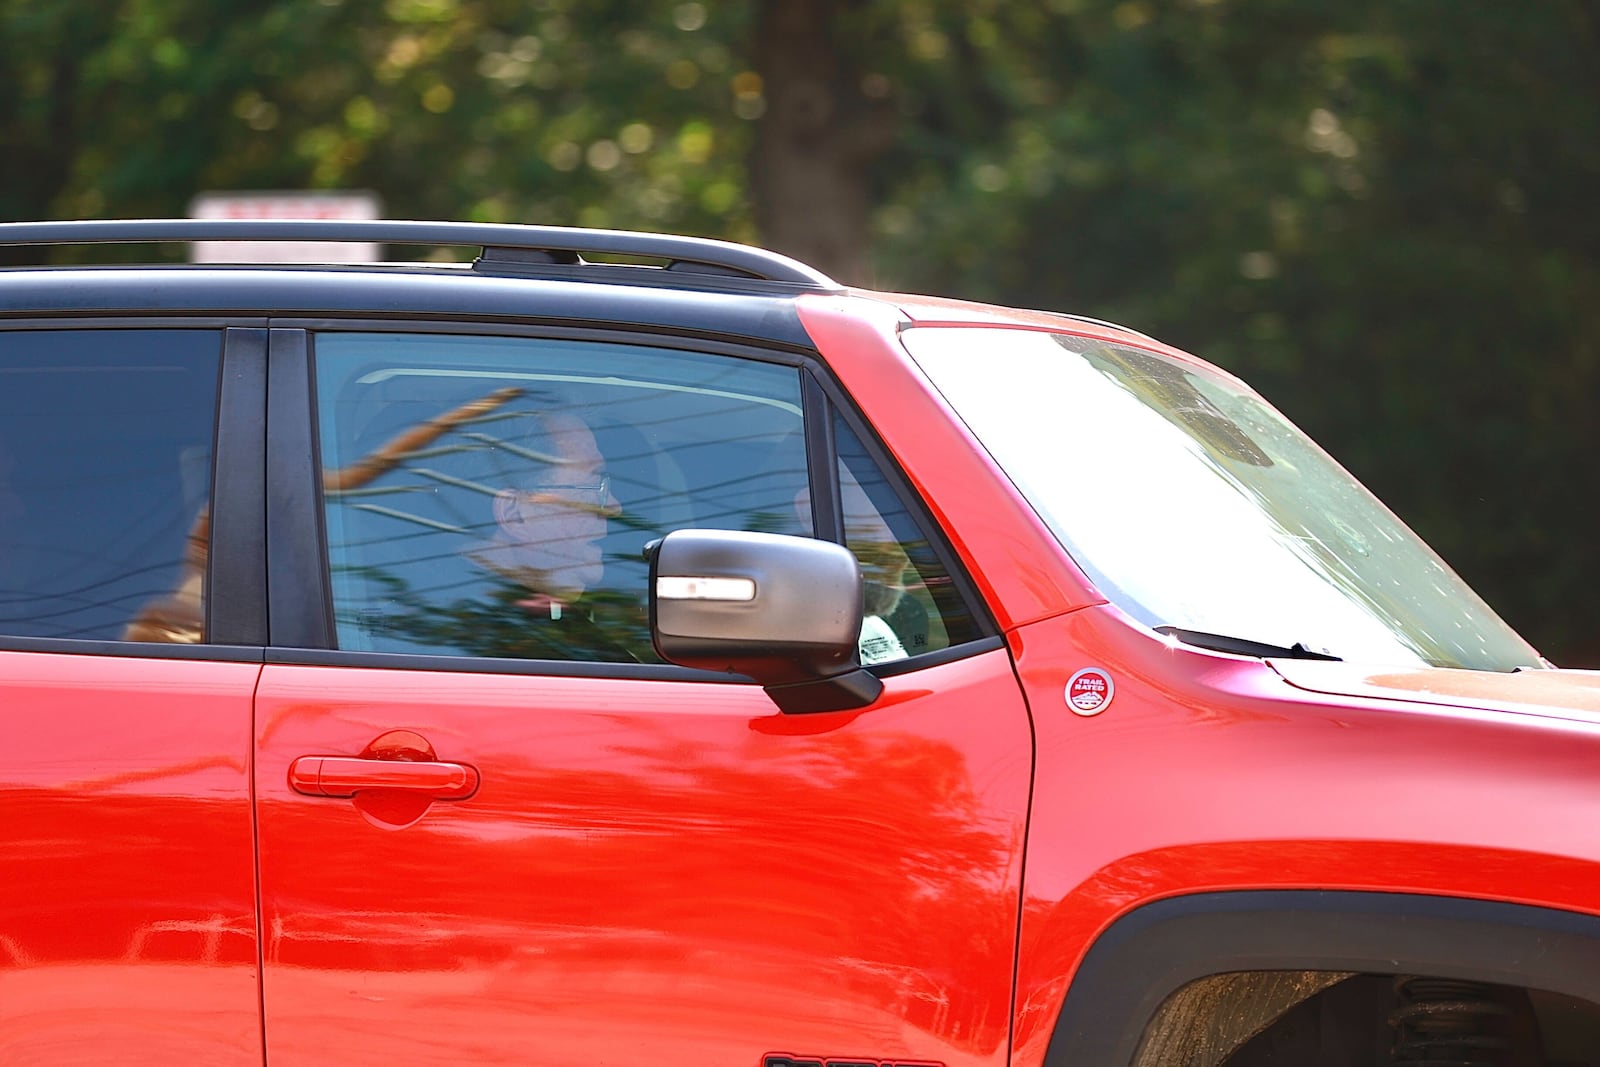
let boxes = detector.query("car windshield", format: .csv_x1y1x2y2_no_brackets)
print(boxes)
903,326,1541,671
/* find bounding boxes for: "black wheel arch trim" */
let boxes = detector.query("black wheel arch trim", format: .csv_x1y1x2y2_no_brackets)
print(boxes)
1042,889,1600,1065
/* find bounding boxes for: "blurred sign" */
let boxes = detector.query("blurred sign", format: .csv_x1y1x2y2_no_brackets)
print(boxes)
187,191,383,263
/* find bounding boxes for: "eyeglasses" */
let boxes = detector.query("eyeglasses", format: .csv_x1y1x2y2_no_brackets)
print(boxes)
524,472,611,509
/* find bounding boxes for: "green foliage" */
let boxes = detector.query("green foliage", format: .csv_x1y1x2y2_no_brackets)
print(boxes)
870,0,1600,663
1,0,759,238
4,0,1597,661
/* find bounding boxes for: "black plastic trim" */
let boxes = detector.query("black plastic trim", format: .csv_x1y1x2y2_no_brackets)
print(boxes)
1043,890,1600,1065
765,668,884,714
871,635,1007,676
209,328,269,644
264,646,752,681
0,270,818,350
467,258,835,298
266,329,334,647
0,315,270,330
0,636,265,662
266,631,1008,681
800,373,841,540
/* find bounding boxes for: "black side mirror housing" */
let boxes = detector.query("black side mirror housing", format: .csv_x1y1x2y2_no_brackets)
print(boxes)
648,529,884,714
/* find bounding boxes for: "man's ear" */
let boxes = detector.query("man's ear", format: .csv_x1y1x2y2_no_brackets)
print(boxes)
493,488,520,528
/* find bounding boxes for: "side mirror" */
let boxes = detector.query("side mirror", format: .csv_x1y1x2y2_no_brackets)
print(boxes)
648,529,884,714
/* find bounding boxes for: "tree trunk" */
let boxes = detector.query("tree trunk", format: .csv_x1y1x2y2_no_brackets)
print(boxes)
749,0,894,286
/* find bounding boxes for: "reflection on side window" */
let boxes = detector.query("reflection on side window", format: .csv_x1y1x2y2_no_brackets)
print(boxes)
315,333,808,662
0,329,220,643
831,414,984,664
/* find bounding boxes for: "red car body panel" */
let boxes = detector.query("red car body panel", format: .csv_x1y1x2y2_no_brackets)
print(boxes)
0,653,261,1065
1004,605,1600,1064
253,650,1031,1066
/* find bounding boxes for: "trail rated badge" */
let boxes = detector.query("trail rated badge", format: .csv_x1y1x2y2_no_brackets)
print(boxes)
1066,668,1114,716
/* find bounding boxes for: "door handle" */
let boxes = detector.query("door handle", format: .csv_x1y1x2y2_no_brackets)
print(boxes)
289,756,479,800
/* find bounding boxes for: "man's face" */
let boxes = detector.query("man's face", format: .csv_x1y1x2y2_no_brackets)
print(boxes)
491,413,620,598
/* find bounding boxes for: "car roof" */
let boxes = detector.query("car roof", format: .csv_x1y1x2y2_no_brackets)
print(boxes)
0,219,1157,352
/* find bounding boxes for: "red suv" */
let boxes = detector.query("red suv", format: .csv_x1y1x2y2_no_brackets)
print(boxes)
2,220,1598,1066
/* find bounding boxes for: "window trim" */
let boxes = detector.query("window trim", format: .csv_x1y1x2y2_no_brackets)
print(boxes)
263,638,1006,677
266,328,335,648
0,636,267,661
802,365,1001,645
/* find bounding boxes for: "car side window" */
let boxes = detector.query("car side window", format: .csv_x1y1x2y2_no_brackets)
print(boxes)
314,332,809,662
0,329,220,644
831,413,985,663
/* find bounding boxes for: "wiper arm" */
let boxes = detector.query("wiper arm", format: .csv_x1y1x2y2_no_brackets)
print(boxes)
1155,625,1342,661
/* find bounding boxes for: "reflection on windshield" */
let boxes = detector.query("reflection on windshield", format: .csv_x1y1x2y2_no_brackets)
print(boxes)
904,327,1540,671
1093,345,1273,467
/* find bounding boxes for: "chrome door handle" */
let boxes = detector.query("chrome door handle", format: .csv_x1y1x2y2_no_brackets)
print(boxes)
288,755,479,800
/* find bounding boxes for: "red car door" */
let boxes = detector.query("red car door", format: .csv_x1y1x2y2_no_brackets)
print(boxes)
0,325,265,1064
253,326,1032,1066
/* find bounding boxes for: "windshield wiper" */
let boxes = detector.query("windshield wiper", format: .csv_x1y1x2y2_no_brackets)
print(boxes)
1155,626,1342,661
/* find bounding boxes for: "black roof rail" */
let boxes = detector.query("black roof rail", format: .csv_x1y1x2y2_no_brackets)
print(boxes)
0,219,840,289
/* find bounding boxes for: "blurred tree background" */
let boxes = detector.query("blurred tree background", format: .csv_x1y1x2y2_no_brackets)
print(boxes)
3,0,1597,663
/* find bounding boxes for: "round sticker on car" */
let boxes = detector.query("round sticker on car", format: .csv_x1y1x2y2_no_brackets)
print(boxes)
1066,668,1114,716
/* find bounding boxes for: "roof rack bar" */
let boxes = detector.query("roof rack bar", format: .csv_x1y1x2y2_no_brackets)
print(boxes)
0,219,839,288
